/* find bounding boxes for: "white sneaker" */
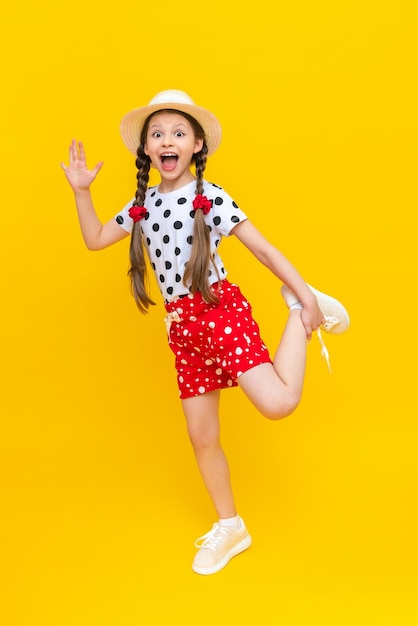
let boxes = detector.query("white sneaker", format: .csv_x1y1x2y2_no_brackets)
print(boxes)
192,517,252,575
281,284,350,334
281,283,349,372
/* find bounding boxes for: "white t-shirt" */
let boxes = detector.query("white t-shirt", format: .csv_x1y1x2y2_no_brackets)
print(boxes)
114,179,247,301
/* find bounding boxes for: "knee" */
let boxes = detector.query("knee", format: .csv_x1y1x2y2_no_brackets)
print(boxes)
187,425,219,451
261,391,301,421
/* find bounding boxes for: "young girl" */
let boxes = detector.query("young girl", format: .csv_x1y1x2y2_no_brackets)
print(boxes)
61,89,349,576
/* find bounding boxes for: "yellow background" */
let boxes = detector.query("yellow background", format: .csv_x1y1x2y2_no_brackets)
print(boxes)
1,1,417,624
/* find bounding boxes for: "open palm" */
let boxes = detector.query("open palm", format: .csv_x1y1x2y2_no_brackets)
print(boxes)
61,139,103,192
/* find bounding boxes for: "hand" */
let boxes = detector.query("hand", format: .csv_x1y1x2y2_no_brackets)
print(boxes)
61,139,103,193
300,302,325,341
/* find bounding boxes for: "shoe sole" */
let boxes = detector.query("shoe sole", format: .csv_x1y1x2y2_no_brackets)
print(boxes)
307,285,350,334
192,534,252,575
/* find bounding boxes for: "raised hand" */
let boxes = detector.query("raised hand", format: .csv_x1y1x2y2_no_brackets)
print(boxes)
61,140,104,193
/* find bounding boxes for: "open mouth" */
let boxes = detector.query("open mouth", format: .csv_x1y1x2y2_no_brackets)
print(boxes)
160,152,178,171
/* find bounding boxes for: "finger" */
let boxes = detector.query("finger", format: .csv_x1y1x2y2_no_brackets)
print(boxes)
69,139,78,163
77,141,86,162
92,161,104,176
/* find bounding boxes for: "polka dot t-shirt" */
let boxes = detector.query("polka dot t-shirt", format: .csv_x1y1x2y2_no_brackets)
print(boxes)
114,180,247,301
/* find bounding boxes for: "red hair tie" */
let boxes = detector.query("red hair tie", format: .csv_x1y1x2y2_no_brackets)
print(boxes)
128,206,147,222
192,194,212,215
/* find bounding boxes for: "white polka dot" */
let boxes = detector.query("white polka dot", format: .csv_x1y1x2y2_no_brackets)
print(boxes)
189,316,197,321
206,359,214,366
224,326,232,334
235,347,243,355
209,321,216,329
181,359,188,364
198,386,206,394
215,368,222,375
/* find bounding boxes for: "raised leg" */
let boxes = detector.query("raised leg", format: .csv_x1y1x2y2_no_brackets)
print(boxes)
238,309,308,419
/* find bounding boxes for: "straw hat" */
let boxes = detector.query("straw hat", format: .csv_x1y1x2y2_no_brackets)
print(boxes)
120,89,222,156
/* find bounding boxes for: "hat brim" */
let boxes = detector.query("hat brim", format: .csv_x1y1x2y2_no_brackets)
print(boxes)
120,101,222,157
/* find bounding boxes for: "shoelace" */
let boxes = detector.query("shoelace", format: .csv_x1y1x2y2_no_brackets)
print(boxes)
194,523,229,550
317,316,341,373
163,310,182,342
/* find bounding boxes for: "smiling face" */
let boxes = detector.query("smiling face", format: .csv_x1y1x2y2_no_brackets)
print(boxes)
143,111,204,192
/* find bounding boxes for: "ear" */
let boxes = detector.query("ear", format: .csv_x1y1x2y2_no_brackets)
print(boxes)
193,138,204,154
143,143,149,156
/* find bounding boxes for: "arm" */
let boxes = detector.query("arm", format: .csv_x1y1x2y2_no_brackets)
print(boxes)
232,219,324,338
61,139,129,250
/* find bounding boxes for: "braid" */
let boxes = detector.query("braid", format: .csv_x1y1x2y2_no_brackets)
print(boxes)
183,143,221,304
128,145,156,313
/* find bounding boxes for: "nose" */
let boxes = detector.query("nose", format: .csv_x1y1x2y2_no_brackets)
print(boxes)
162,134,173,147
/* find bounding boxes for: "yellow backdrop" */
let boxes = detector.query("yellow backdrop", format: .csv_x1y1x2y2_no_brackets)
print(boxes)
1,1,417,624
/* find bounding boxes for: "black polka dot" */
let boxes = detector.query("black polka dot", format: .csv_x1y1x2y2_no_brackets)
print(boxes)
156,199,162,207
174,221,183,229
144,212,150,220
167,286,174,295
178,197,187,205
165,261,172,269
189,210,195,218
214,197,223,206
151,262,156,270
175,247,181,256
164,210,171,218
213,216,221,226
159,274,165,283
163,235,170,243
215,239,220,247
175,274,182,283
116,215,124,224
152,223,160,232
232,201,238,208
187,236,193,245
156,249,162,258
146,237,151,245
231,215,240,223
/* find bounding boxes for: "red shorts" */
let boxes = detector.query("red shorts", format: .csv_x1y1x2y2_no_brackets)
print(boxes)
164,280,272,399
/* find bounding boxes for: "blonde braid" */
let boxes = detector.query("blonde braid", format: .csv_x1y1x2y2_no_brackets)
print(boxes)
128,146,155,313
183,144,221,304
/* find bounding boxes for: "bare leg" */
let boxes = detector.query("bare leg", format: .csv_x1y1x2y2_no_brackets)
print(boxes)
238,309,307,419
182,390,237,519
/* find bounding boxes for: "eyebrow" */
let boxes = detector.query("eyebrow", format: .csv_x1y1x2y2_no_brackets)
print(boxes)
148,121,189,131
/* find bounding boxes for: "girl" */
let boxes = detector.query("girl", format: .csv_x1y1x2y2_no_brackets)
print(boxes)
61,89,349,576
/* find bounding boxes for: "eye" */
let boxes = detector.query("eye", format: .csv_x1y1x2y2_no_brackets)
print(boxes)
152,131,162,138
175,131,185,137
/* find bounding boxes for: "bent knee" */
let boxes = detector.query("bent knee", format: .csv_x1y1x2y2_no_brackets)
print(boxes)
259,392,301,420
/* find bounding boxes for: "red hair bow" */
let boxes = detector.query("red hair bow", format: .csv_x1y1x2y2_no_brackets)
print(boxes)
192,194,212,215
128,206,147,222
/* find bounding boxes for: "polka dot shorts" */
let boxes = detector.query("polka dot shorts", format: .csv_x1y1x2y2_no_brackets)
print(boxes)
164,280,272,399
